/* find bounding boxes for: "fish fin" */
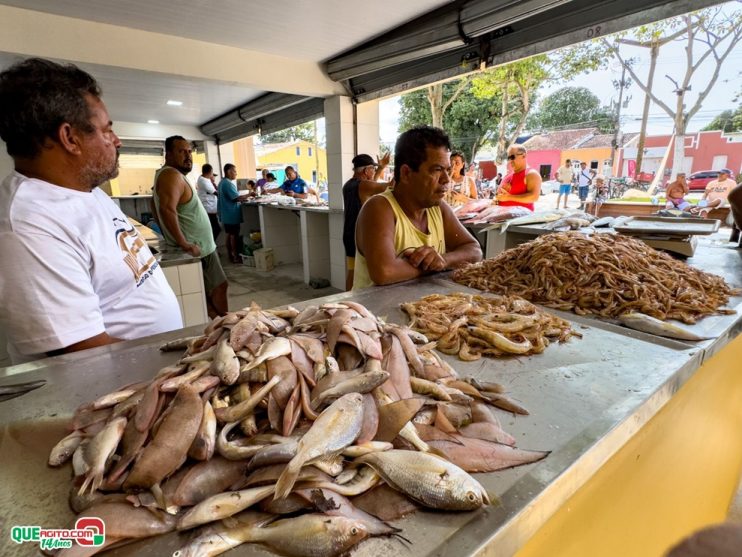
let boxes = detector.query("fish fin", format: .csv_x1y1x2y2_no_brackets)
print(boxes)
274,457,302,500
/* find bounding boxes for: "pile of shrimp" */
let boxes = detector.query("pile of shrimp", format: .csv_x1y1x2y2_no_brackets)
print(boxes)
401,292,580,361
452,232,739,323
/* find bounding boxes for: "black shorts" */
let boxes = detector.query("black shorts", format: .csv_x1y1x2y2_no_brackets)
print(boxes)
224,223,241,235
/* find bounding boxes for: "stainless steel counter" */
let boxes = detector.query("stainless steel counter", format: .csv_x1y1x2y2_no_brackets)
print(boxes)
1,237,740,557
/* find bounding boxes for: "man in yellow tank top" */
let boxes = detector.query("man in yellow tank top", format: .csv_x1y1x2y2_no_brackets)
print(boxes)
353,126,482,289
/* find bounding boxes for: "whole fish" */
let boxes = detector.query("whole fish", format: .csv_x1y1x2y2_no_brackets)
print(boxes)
274,393,364,499
78,416,127,495
591,216,615,228
159,335,200,352
241,337,292,371
176,485,276,530
188,400,216,461
211,335,240,385
498,209,567,233
48,431,83,467
357,449,489,511
427,434,549,473
618,312,713,341
311,370,389,409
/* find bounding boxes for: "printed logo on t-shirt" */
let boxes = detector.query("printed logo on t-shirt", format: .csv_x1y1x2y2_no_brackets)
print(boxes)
113,217,159,287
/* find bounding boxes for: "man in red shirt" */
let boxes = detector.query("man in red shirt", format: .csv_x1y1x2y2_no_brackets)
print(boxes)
496,145,541,210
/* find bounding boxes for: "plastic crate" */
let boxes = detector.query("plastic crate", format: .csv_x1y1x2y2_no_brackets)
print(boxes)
240,254,255,267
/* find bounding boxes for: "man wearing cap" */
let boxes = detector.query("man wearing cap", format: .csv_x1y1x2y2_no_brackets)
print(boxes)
698,168,737,217
342,152,391,289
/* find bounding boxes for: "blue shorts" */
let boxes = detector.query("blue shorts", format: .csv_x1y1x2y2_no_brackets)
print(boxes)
578,186,589,200
559,184,571,195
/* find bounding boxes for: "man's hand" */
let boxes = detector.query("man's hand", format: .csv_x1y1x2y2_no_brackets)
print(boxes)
403,246,447,272
377,152,391,168
181,243,201,257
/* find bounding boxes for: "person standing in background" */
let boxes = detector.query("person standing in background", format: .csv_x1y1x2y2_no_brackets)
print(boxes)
153,136,228,317
342,153,391,290
217,163,250,264
256,168,268,191
0,58,182,362
577,162,594,210
556,159,574,209
497,145,541,210
196,163,220,241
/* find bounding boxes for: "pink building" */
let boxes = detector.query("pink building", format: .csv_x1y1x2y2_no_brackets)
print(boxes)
617,130,742,178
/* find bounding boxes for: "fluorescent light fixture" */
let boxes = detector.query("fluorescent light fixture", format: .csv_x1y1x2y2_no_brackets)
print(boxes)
147,119,160,124
166,100,183,106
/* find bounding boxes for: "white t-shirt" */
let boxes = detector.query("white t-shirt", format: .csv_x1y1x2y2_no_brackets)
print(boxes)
196,175,218,214
0,172,183,362
577,168,593,187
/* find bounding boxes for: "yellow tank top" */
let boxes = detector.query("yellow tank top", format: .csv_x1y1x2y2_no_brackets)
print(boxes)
353,190,445,290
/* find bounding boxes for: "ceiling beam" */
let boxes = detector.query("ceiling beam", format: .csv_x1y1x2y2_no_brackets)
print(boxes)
0,4,344,98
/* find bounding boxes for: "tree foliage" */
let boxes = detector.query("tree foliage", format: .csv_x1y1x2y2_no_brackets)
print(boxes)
259,122,315,144
528,86,614,132
702,106,742,133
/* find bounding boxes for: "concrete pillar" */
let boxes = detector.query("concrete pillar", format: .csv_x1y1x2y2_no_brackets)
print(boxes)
324,96,379,290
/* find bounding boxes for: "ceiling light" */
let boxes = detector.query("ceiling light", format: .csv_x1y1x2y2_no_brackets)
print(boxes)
166,100,183,106
147,119,160,124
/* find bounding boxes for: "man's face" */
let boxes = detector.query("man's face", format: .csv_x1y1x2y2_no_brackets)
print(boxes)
403,146,450,207
226,167,237,180
507,148,526,172
677,174,687,184
78,94,121,190
362,166,375,180
719,171,730,181
286,168,297,181
167,139,193,174
262,169,268,178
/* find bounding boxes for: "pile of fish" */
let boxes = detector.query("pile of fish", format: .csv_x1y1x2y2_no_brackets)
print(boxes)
453,199,532,224
401,292,580,361
48,301,549,556
453,232,740,324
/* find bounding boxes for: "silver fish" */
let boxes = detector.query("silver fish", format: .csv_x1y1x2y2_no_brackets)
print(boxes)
48,431,83,467
241,337,292,371
311,370,390,409
274,393,364,499
357,449,490,510
618,312,713,341
79,416,127,495
211,335,240,385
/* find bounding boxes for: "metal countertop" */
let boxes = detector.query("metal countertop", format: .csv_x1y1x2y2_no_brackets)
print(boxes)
1,239,741,556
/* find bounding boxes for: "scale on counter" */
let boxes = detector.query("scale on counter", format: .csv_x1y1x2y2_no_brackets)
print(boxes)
612,216,721,257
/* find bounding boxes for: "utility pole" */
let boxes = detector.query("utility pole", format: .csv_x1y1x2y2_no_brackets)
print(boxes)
611,65,628,177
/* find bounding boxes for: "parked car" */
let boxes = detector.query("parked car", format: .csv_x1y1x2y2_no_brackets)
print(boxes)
687,170,719,191
539,179,561,195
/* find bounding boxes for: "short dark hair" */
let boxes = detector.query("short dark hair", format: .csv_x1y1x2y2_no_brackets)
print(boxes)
247,180,256,186
0,58,101,159
223,163,235,174
165,135,187,153
266,173,276,180
450,151,466,176
285,166,295,172
394,126,451,182
202,163,213,174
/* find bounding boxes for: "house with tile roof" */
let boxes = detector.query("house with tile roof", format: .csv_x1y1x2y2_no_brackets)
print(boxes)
521,128,638,180
254,139,327,185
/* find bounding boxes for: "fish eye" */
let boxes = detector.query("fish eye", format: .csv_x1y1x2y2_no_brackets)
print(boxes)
351,527,358,535
466,492,477,501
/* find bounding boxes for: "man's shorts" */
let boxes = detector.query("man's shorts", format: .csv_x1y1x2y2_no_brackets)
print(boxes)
201,250,227,293
578,186,589,200
559,184,571,195
346,256,355,271
666,198,691,211
224,223,241,235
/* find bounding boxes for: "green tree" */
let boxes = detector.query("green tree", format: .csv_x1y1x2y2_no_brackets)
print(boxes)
702,107,742,133
528,86,614,132
259,122,315,144
399,80,499,161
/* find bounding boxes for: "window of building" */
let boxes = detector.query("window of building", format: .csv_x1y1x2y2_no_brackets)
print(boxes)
296,146,301,156
308,147,313,157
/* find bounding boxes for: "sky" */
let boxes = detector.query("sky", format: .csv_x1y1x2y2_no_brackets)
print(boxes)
378,2,742,149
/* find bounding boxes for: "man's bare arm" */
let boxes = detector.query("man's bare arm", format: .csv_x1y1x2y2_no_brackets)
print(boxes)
155,169,199,256
47,332,121,357
440,202,483,269
355,196,423,285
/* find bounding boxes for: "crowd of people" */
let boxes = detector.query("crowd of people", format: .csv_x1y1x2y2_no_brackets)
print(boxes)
1,56,741,365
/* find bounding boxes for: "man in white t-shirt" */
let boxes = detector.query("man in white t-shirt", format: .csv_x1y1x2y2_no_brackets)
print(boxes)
0,58,183,363
196,163,220,240
698,168,737,218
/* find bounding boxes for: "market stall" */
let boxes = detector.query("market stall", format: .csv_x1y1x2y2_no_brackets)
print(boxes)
1,234,741,557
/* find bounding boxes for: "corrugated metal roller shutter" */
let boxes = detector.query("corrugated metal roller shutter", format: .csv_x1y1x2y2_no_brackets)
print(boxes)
326,0,723,103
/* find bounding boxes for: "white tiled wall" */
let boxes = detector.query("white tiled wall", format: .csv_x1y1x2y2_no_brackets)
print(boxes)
162,262,208,327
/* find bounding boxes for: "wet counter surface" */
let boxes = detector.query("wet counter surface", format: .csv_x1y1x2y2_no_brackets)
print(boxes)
0,237,740,557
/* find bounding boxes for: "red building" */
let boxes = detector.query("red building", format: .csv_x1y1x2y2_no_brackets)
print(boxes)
617,130,742,178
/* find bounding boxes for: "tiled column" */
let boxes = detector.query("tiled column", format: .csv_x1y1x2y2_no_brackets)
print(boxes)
324,96,379,290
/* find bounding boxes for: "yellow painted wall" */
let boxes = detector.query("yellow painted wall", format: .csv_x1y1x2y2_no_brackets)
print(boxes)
257,140,327,184
229,136,257,180
516,334,742,557
109,152,206,196
562,147,612,169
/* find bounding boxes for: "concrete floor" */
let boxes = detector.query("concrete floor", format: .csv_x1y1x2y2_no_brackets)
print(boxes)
220,251,342,312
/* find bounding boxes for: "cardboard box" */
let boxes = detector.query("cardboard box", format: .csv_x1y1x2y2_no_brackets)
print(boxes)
254,248,274,272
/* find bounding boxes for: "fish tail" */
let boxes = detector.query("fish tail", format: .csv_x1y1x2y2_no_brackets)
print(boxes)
274,457,302,500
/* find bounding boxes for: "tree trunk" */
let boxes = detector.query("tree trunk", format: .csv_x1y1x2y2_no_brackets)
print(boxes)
497,80,511,163
427,84,444,128
635,44,658,178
